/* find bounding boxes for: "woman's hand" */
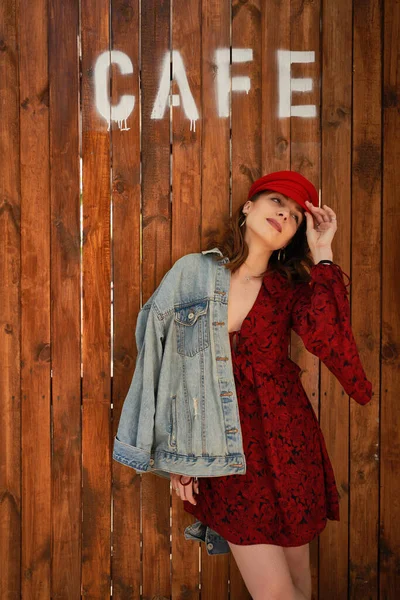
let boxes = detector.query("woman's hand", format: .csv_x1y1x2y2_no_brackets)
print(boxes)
171,474,199,505
304,201,337,257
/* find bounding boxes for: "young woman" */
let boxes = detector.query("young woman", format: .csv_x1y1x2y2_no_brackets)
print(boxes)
170,171,372,600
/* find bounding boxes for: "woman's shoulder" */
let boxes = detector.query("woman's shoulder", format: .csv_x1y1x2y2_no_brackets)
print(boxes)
148,252,217,312
172,249,223,271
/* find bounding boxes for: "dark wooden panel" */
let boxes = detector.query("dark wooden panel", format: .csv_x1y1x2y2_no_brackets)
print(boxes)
231,1,262,598
0,0,21,597
199,1,231,597
320,0,354,597
141,2,173,599
111,1,142,599
381,0,400,595
261,0,291,171
289,0,322,595
170,0,204,597
80,0,112,596
19,0,52,597
48,0,81,598
351,0,382,597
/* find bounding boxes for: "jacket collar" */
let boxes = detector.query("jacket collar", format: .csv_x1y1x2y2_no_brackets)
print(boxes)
201,247,223,256
202,247,292,297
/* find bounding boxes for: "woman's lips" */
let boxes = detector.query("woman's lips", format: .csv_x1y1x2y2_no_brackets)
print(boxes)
266,218,282,232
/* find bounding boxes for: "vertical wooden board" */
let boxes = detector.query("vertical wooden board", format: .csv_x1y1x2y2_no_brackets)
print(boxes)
230,2,261,599
80,0,112,597
382,0,400,595
18,0,52,597
289,0,322,595
110,2,142,599
319,0,354,597
171,0,203,597
0,0,21,597
141,2,172,599
171,0,202,261
261,0,291,171
199,1,231,597
352,0,382,597
232,0,262,202
48,0,81,598
200,0,231,249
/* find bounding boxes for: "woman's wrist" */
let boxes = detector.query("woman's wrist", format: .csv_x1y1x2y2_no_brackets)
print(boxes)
312,250,334,263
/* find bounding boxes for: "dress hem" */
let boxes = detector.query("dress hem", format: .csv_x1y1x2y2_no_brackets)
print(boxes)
184,502,337,548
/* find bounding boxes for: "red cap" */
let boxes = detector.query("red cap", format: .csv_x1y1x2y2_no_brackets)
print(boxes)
247,171,319,214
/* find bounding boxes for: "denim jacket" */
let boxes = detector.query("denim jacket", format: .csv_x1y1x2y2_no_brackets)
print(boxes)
112,247,372,481
113,247,247,480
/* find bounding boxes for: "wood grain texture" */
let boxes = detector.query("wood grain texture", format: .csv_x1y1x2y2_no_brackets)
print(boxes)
19,0,52,597
351,0,382,598
170,0,204,597
231,1,263,596
381,0,400,595
289,0,322,595
49,0,81,598
0,0,21,598
200,0,231,597
1,1,394,599
319,0,354,597
111,2,142,599
81,0,112,597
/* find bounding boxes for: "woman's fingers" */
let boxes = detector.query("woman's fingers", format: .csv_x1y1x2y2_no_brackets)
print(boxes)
171,475,198,505
322,204,337,221
306,200,337,223
185,481,197,505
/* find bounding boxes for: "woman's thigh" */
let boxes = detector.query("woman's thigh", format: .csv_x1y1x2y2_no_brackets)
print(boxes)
282,544,311,597
282,543,310,579
227,540,297,600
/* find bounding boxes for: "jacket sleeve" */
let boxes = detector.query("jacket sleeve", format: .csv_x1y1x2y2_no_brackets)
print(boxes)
112,300,164,472
290,262,373,405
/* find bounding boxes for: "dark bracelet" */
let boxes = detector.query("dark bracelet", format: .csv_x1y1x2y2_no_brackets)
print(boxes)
179,475,193,486
317,259,334,265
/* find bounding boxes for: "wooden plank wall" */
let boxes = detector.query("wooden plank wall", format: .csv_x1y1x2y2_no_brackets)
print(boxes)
0,0,398,598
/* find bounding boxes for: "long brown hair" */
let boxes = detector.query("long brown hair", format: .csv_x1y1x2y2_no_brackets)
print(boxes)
203,190,314,288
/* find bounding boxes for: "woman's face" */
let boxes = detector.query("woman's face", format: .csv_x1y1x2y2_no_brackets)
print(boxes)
242,191,306,250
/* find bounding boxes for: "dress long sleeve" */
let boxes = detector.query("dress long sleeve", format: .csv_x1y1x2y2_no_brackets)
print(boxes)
290,262,373,405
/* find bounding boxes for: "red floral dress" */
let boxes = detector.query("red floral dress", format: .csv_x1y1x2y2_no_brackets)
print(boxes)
183,262,372,547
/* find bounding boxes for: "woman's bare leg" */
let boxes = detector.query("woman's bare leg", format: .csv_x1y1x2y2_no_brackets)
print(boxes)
227,540,310,600
283,544,312,600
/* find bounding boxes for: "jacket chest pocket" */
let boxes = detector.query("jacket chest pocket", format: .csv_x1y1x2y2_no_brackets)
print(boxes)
174,300,210,357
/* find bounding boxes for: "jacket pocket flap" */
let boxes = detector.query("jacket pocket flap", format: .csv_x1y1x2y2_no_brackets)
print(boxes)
174,300,209,325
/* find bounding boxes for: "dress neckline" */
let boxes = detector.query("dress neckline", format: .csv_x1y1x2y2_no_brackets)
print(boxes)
227,276,265,338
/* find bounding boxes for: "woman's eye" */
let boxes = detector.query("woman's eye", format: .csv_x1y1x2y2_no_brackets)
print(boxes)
272,197,299,223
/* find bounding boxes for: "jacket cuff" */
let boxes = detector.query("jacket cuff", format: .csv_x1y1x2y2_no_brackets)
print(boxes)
112,436,150,472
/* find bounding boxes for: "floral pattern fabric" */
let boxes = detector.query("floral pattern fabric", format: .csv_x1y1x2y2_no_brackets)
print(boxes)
183,263,372,547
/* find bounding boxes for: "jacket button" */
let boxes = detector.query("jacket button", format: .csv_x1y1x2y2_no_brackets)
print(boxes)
207,543,213,550
188,312,194,319
149,458,154,465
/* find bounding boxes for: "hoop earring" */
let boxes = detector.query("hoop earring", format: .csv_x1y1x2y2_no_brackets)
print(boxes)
278,248,286,262
239,214,247,228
